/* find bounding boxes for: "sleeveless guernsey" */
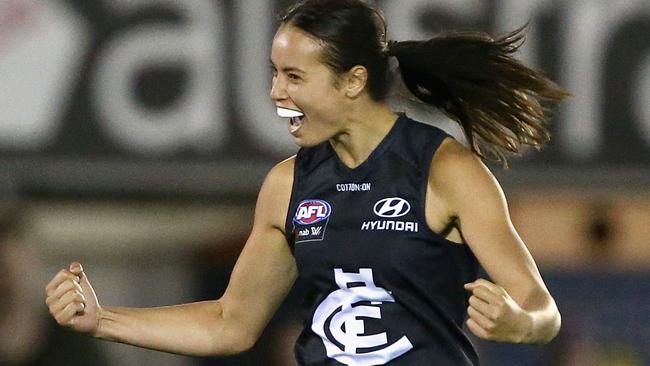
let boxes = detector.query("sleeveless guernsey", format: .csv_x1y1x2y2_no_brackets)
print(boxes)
284,114,480,366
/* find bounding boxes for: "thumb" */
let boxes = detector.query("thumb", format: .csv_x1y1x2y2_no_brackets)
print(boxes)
69,262,84,276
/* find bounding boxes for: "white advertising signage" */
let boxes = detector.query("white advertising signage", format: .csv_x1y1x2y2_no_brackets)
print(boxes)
1,0,649,195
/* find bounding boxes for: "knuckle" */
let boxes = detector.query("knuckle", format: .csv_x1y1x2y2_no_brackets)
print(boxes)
64,302,77,315
495,299,506,310
67,274,79,283
65,292,77,304
485,321,497,331
58,291,70,302
491,309,502,320
483,309,495,320
55,281,70,294
47,300,59,313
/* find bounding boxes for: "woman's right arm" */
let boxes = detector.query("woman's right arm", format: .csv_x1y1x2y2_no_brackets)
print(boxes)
45,157,298,357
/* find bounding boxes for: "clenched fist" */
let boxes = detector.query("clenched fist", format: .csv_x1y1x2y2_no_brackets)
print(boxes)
45,262,101,335
464,278,533,344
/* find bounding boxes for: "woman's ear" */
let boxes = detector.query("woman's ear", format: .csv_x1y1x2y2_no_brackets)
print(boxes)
344,65,368,98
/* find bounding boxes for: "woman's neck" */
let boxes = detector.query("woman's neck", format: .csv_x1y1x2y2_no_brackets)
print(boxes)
329,102,398,169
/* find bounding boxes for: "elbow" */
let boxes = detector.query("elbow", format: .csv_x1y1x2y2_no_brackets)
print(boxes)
519,289,561,345
531,297,562,345
238,334,258,353
206,328,258,357
206,300,259,356
226,332,258,355
544,305,562,344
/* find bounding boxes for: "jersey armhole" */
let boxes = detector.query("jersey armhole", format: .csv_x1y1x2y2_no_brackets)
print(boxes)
419,135,465,245
283,157,300,253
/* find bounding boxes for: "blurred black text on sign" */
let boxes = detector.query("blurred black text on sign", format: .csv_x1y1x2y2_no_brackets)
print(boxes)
2,0,650,195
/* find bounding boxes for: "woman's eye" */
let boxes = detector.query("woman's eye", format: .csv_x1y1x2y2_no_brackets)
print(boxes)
288,73,301,81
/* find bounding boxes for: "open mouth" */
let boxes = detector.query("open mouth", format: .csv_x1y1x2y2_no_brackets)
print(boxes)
277,107,305,134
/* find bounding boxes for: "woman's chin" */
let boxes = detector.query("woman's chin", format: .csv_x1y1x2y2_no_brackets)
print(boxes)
293,135,326,148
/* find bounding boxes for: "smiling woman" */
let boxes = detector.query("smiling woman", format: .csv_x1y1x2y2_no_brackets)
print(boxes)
45,1,568,365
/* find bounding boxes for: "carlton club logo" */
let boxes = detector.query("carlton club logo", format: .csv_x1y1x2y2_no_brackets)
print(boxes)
373,197,410,218
312,268,413,365
293,199,332,243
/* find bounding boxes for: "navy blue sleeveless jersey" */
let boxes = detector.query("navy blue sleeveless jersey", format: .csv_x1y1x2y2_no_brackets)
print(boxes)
284,114,480,366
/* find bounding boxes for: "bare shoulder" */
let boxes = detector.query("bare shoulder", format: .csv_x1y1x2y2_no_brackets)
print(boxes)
430,137,495,186
263,155,296,192
429,138,504,216
255,156,296,232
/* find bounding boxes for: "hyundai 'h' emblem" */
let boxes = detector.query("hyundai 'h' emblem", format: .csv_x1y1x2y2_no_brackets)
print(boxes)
373,197,411,218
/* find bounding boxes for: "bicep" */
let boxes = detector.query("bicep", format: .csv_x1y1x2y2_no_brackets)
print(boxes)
431,142,550,308
220,224,297,344
219,158,298,345
456,173,546,306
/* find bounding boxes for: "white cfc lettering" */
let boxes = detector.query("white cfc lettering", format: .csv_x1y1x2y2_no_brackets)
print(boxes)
312,268,413,366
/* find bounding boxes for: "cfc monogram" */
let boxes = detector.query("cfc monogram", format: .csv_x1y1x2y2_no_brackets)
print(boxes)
312,268,413,366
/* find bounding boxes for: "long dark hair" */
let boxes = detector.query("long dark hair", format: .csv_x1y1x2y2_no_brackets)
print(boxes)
281,0,570,166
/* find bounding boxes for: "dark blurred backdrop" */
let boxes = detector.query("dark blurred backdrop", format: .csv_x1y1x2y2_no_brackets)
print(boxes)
1,1,649,365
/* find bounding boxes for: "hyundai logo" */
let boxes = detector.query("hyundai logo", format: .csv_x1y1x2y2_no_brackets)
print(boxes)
373,197,411,218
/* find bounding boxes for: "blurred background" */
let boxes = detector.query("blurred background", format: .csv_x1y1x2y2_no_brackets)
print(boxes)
1,0,649,365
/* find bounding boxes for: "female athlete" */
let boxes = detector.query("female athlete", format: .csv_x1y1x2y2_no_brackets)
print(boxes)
45,0,569,364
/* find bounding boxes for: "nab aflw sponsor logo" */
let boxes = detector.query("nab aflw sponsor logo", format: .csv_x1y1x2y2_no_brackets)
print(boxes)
294,199,331,243
362,197,419,232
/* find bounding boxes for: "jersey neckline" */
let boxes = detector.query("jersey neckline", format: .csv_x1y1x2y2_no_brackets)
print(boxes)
326,113,407,174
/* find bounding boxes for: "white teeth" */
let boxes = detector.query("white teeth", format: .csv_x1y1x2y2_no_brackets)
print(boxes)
289,116,304,134
277,107,304,118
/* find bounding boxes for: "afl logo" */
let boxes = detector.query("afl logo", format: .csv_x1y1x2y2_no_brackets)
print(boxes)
373,197,410,218
294,200,332,225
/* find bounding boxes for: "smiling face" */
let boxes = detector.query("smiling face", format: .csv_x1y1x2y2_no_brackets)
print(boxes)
270,24,351,147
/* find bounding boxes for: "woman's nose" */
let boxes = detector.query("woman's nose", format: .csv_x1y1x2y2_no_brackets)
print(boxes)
270,76,288,102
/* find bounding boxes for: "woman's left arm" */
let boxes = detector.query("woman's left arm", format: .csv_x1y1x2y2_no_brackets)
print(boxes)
429,139,560,344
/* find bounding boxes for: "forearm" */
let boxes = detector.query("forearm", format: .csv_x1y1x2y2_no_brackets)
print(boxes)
94,300,249,356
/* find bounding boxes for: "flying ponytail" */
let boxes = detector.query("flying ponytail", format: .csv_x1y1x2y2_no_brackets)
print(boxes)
281,0,569,167
387,26,571,167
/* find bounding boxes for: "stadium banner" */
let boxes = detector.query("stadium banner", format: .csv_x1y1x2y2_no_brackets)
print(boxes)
1,0,649,196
